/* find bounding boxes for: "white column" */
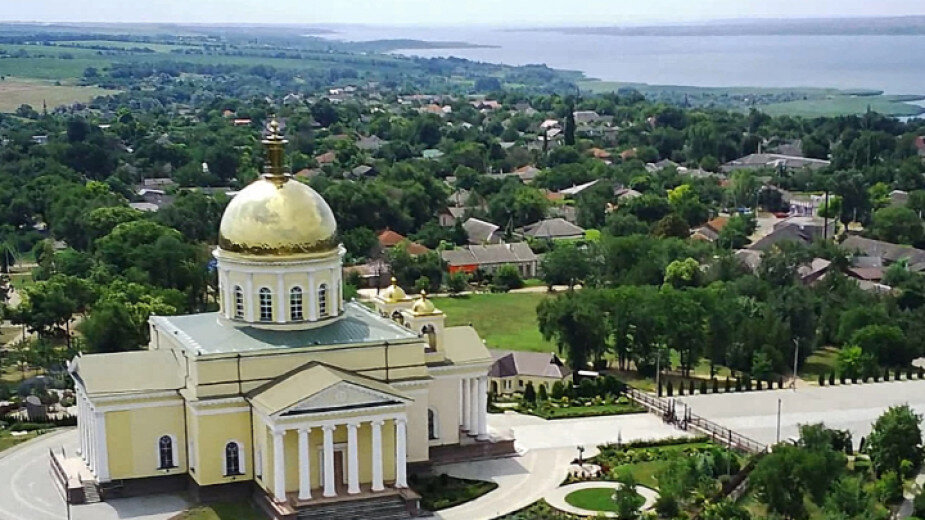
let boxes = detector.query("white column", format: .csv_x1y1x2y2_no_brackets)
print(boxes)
322,425,336,497
468,378,478,436
78,396,86,459
297,428,311,501
220,269,229,317
94,411,109,482
461,378,471,431
458,380,464,427
87,406,95,472
477,376,489,440
308,273,317,321
346,422,360,494
272,431,286,503
371,420,384,492
394,418,407,488
276,274,286,323
245,273,255,321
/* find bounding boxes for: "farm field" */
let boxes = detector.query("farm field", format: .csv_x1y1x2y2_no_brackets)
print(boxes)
0,78,118,112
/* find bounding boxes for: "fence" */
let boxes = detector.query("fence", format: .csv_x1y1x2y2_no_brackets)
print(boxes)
624,387,767,454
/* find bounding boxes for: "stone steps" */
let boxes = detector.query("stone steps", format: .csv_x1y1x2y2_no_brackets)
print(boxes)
296,495,411,520
82,481,101,504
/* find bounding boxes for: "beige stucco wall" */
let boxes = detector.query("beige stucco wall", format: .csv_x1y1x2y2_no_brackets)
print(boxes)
104,402,186,480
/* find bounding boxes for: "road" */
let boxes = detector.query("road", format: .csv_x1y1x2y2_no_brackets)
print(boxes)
0,429,189,520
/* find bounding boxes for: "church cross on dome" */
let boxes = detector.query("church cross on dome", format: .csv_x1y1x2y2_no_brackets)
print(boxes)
262,117,290,184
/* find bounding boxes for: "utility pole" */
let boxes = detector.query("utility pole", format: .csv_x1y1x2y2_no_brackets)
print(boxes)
822,190,829,240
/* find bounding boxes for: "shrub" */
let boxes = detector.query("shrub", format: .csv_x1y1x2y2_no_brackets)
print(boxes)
657,382,663,397
700,380,707,395
913,489,925,517
712,378,719,394
666,381,674,397
724,377,731,393
537,383,548,401
840,373,846,384
875,471,903,504
778,376,784,389
735,377,742,392
523,382,536,404
744,377,752,391
884,368,890,381
678,382,685,396
689,380,695,395
908,369,914,380
818,373,825,386
895,367,902,380
829,372,836,385
551,381,565,400
654,494,680,518
756,379,763,391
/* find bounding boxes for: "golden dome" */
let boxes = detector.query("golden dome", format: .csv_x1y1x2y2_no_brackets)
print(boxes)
411,291,439,315
380,277,409,303
217,119,338,256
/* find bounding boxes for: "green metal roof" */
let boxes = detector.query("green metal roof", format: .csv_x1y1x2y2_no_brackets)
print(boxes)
155,302,419,356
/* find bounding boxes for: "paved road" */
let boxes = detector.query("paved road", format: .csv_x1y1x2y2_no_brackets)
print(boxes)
677,379,925,447
434,412,688,519
0,429,189,520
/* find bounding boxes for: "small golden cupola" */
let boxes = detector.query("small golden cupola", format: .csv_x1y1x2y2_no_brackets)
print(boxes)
373,277,414,319
214,118,346,328
402,291,446,353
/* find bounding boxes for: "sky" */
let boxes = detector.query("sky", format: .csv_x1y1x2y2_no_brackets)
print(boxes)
3,0,925,26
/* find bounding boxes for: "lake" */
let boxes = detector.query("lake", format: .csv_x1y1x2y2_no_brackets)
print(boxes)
321,25,925,95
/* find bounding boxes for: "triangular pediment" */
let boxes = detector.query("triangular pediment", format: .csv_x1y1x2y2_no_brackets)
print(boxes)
281,381,402,416
247,361,410,417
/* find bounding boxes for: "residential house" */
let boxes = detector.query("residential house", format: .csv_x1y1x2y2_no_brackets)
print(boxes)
440,243,538,278
721,153,830,173
520,218,585,241
349,164,377,178
376,230,430,257
463,218,503,245
798,258,832,285
890,190,909,207
747,223,813,251
514,165,541,183
356,135,387,152
422,149,445,160
558,180,599,198
841,236,925,270
573,111,601,125
438,207,467,227
489,350,571,395
772,216,831,241
315,151,336,165
691,216,730,242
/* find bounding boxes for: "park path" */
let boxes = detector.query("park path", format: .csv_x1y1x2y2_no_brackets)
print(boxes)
433,411,688,519
898,467,925,518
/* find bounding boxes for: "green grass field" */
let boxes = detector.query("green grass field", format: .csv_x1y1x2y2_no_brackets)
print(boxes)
435,292,555,353
0,78,119,112
170,502,264,520
762,95,925,117
0,432,38,452
800,346,840,381
565,487,624,512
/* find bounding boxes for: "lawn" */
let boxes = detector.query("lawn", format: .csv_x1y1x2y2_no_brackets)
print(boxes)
564,487,622,512
0,78,119,113
435,292,555,353
526,400,644,420
411,474,498,511
801,346,840,382
0,432,38,452
170,502,265,520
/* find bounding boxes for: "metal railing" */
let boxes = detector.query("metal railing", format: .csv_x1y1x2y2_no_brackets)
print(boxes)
624,387,767,454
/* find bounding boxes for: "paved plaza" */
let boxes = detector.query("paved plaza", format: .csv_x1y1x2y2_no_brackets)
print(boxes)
677,379,925,447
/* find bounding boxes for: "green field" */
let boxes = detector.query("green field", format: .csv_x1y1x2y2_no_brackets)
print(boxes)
170,502,264,520
435,292,555,353
0,78,119,112
762,95,925,117
578,79,925,117
565,487,625,512
0,432,38,452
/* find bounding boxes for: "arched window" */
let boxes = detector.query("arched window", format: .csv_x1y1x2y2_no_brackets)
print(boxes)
318,284,328,317
422,324,437,352
258,288,273,322
391,310,403,323
233,286,244,319
158,435,176,469
290,287,303,320
224,441,244,476
427,409,439,440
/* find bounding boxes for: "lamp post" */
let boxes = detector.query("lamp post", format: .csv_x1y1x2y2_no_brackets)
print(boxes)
577,445,585,467
791,338,800,390
776,398,782,444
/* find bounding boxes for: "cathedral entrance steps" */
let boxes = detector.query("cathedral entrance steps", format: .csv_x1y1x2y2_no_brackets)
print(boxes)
295,495,412,520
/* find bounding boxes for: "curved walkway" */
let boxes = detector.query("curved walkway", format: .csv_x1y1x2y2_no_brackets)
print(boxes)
0,429,189,520
544,481,658,517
